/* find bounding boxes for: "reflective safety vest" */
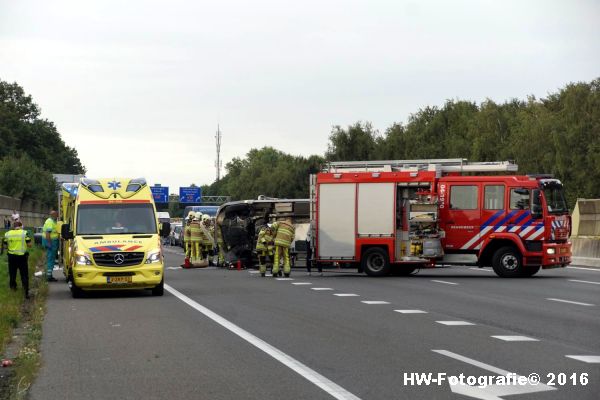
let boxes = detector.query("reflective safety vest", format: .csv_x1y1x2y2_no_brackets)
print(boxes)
43,217,60,240
273,221,295,248
189,221,202,242
4,229,30,255
256,228,274,251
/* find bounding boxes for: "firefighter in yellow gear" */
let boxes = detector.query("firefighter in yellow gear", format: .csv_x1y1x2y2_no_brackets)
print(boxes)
271,218,295,277
215,223,226,266
184,211,194,259
255,225,274,277
200,215,214,261
189,212,203,262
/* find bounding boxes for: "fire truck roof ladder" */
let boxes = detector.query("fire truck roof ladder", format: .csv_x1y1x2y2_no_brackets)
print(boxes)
324,159,518,174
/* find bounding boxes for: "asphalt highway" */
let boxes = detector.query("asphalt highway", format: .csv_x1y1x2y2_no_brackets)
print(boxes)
30,246,600,400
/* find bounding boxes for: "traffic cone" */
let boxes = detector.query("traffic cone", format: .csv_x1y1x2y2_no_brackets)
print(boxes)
181,257,191,269
236,260,242,270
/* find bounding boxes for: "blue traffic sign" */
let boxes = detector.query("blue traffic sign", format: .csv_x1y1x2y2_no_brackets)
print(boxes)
179,187,202,204
150,186,169,203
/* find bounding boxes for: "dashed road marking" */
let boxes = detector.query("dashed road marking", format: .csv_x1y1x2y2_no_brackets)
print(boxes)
546,298,595,306
165,284,361,400
292,282,312,285
394,310,428,314
334,294,360,297
361,301,390,305
565,355,600,364
568,279,600,285
491,335,539,341
276,278,294,281
469,268,492,272
311,288,334,291
567,266,600,271
249,271,260,274
431,280,458,285
436,321,475,326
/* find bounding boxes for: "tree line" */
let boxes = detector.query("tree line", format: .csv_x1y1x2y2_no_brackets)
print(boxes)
205,78,599,209
0,80,85,207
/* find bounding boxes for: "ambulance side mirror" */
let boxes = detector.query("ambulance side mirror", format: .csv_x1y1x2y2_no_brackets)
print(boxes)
61,223,74,240
160,222,171,238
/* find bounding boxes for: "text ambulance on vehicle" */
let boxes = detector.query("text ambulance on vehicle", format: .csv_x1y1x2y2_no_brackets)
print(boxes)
59,178,170,297
310,159,571,278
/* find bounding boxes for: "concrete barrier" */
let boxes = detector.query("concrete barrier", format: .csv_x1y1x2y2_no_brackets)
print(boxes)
0,194,51,228
571,237,600,267
570,199,600,267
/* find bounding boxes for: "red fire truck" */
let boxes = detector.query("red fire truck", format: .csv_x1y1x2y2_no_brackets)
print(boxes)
310,159,571,277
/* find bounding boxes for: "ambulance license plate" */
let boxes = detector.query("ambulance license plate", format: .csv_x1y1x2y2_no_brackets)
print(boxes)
107,276,132,284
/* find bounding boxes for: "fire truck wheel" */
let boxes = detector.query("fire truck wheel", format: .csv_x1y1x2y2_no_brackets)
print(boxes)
362,247,391,277
492,246,523,278
521,265,541,277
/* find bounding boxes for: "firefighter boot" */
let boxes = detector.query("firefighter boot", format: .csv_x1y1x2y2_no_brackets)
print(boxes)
258,254,267,277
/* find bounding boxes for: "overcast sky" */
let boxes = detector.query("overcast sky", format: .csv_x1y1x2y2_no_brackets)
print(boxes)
1,0,598,192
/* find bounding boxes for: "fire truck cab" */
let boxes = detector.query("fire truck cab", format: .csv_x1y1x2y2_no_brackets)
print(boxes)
310,159,571,277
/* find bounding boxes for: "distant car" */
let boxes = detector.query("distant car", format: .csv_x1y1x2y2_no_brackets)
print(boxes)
169,223,183,246
33,227,43,245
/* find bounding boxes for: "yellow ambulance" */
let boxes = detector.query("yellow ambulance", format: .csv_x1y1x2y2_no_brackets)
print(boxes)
60,178,170,297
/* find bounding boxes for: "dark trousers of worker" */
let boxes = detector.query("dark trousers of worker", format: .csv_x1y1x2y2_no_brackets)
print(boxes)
8,253,29,294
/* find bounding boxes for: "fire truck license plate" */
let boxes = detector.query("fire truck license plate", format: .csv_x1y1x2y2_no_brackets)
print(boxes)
107,276,132,284
560,248,568,254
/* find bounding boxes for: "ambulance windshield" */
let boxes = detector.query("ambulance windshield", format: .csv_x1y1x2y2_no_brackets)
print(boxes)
77,203,157,235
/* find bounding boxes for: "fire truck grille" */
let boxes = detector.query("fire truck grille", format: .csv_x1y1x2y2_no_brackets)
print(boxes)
93,252,145,267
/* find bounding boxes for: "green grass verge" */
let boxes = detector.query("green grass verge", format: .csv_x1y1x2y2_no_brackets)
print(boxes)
0,243,46,400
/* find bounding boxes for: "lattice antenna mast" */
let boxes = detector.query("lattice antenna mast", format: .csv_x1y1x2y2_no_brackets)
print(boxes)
215,124,222,181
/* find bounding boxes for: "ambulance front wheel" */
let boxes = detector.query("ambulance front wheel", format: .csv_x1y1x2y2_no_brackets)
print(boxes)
362,247,391,277
492,246,523,278
151,278,164,296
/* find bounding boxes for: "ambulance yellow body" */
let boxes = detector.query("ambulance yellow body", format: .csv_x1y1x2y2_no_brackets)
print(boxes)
60,178,170,298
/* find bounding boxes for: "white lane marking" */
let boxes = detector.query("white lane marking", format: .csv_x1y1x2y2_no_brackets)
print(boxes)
292,282,312,285
167,267,181,270
546,298,595,306
491,335,539,342
276,278,294,281
311,288,334,291
436,321,475,326
249,271,260,274
360,301,389,304
568,279,600,285
334,294,360,297
165,284,361,400
394,310,428,314
469,268,493,272
565,355,600,364
567,266,600,271
431,280,458,285
433,349,556,399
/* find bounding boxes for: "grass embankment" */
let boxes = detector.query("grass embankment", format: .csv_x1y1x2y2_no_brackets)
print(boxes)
0,237,47,400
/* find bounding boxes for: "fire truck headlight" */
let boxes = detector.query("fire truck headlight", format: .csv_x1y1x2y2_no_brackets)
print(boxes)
75,251,93,265
546,248,556,255
145,249,162,264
